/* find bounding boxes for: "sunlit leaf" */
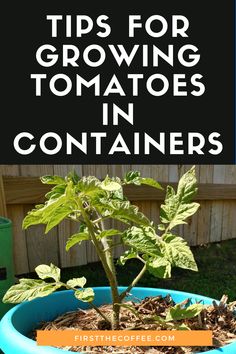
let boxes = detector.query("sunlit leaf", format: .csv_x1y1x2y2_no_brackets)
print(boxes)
121,226,161,257
35,263,61,282
40,175,65,185
118,249,138,265
67,277,87,288
123,171,141,185
160,167,200,230
2,279,62,304
100,176,122,191
146,257,171,278
161,234,198,272
139,177,163,190
97,229,121,240
96,199,152,226
66,231,90,251
165,303,203,322
74,288,95,302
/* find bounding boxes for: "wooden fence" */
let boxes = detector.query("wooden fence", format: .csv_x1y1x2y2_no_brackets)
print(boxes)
0,165,236,275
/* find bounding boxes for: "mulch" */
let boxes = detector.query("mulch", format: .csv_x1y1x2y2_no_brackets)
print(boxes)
31,294,236,354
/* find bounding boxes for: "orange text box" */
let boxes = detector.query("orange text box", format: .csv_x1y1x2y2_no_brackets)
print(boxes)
37,330,213,347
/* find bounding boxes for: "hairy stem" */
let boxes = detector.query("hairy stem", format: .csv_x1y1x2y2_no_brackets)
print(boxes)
99,219,121,329
78,199,121,328
119,263,147,301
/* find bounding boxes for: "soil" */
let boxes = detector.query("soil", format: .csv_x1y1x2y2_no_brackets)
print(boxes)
32,294,236,354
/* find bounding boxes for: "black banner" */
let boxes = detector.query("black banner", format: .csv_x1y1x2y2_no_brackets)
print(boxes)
1,0,234,164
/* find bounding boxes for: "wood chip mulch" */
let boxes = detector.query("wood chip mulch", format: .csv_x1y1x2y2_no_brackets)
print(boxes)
31,294,236,354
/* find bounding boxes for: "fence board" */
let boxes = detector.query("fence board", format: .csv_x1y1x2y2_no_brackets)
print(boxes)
222,166,236,241
196,201,210,245
210,166,226,243
3,176,236,203
196,166,213,245
20,166,59,272
7,205,29,274
24,207,59,271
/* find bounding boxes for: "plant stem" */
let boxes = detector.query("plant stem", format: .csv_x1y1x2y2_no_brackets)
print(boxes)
78,199,121,329
88,302,111,323
119,263,147,301
62,282,110,324
92,217,108,225
103,242,123,252
77,199,112,280
99,219,121,329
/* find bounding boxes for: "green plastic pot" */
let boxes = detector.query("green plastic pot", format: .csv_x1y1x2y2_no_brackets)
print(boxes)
0,217,15,318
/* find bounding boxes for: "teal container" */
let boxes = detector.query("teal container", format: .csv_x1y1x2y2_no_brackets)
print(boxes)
1,288,236,354
0,217,15,318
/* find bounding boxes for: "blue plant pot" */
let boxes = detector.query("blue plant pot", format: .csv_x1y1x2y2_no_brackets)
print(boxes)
0,287,235,354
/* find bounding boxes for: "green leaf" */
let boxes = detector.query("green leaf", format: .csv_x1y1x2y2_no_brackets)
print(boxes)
66,170,80,185
177,166,198,203
77,176,103,196
23,194,67,229
74,288,95,302
97,199,152,227
22,205,46,229
139,177,163,190
144,315,190,330
66,231,90,251
121,226,161,257
158,224,165,231
23,181,78,232
123,171,162,190
97,229,121,240
165,303,204,322
174,323,191,330
161,201,200,229
45,204,73,233
146,257,171,278
160,167,200,230
35,264,61,282
118,249,138,265
123,171,141,185
41,175,65,185
2,279,62,304
161,234,198,272
67,277,87,288
100,176,122,191
45,184,66,200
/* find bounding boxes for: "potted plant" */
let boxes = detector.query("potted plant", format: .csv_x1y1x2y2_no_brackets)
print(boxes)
0,167,235,354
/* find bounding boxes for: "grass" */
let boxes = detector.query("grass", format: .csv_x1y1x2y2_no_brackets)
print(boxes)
60,239,236,302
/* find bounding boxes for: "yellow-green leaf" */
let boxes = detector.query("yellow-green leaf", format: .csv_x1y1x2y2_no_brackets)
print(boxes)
67,277,87,288
74,288,94,302
2,279,61,304
66,232,90,251
97,229,121,240
166,303,203,322
35,263,61,282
